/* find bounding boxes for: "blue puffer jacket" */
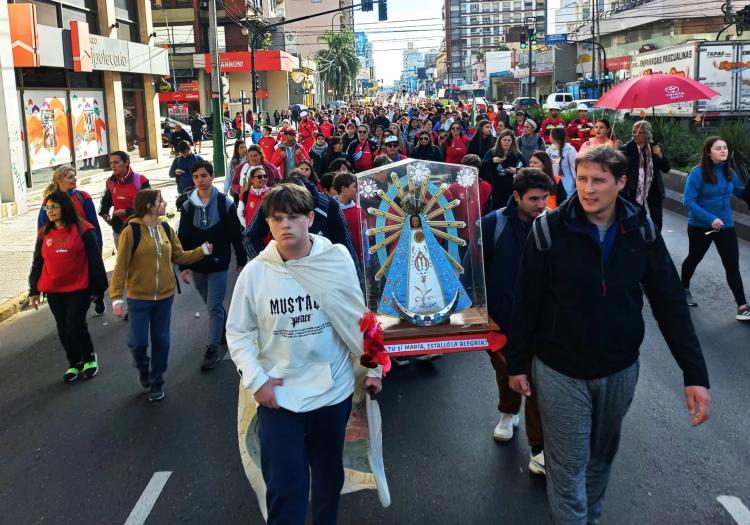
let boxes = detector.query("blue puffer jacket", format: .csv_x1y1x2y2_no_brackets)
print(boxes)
169,153,204,193
683,163,746,228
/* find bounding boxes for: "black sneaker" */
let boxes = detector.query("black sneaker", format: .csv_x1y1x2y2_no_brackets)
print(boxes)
148,385,165,403
201,346,220,371
63,367,81,383
138,368,150,389
684,289,698,307
94,298,106,316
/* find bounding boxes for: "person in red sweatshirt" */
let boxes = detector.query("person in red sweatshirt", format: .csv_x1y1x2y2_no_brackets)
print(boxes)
29,191,108,383
271,129,310,178
257,125,277,162
99,150,150,249
319,117,335,139
297,112,318,152
443,122,471,164
237,165,270,228
333,172,368,263
540,104,567,144
566,104,594,150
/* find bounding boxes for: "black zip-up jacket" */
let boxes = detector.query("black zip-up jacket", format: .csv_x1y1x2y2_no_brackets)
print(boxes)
177,189,247,273
506,195,710,388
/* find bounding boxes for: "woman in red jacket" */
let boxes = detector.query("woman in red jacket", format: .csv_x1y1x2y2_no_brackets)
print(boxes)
28,191,108,383
443,123,470,164
237,165,270,228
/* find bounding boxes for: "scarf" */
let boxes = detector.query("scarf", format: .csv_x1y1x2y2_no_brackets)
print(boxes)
636,144,654,206
310,141,328,157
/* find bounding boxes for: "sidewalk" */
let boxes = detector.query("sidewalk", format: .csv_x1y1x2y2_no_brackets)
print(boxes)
0,143,231,324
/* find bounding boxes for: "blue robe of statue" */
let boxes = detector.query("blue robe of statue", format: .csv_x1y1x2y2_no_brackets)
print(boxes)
378,214,472,317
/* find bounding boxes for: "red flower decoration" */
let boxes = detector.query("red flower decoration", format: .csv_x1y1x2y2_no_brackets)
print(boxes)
359,311,391,376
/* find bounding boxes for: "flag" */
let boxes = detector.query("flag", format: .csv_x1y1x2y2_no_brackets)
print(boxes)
469,99,476,127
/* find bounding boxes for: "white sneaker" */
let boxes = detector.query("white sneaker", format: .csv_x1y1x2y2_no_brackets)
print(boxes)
493,412,519,442
736,307,750,321
529,451,546,476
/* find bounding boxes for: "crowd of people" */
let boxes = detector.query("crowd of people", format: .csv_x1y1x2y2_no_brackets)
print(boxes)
27,96,750,525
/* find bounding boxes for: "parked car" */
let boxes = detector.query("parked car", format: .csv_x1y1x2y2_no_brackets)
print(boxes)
509,97,540,111
565,99,599,110
543,92,574,110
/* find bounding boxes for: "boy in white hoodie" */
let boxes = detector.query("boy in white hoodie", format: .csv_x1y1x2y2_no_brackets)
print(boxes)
226,183,382,525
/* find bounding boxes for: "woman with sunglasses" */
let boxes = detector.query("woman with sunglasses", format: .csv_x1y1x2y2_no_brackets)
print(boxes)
443,123,470,165
232,145,281,203
39,166,106,315
29,191,108,383
346,125,378,173
237,166,270,228
409,131,444,162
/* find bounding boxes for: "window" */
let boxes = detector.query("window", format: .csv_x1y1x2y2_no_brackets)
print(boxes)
69,70,103,88
27,0,59,26
114,0,137,21
61,6,98,32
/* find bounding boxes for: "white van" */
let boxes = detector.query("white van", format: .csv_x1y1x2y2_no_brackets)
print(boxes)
543,93,574,109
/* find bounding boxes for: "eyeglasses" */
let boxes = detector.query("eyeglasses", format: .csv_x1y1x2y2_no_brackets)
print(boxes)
358,130,368,134
43,204,61,211
420,136,430,141
252,174,267,179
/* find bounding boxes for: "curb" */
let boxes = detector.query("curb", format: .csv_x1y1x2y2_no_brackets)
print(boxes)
0,243,118,326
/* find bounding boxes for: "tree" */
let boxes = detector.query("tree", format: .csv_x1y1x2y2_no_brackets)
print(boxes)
314,29,360,99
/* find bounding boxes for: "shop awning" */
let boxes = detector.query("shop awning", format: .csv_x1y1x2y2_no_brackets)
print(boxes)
195,50,295,73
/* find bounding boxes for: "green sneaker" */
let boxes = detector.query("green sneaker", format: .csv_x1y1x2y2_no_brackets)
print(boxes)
82,355,98,379
63,367,80,383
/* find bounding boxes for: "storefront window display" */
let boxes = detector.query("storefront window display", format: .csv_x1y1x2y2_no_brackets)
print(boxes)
23,90,74,186
70,91,108,171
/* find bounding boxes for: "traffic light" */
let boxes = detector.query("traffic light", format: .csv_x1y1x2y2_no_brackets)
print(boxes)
362,0,373,12
529,29,537,43
520,32,527,49
378,0,387,21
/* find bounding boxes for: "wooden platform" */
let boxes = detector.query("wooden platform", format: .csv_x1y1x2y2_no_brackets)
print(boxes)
378,307,494,339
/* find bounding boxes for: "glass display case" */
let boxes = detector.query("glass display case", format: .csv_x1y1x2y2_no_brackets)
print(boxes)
356,159,503,356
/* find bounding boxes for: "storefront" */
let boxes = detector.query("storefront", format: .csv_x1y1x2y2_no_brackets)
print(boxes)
6,5,167,190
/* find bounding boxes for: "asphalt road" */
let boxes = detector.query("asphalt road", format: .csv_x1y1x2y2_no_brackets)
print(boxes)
1,208,749,525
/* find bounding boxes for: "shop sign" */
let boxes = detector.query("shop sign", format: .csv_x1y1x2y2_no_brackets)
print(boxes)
90,35,129,71
179,81,199,92
159,80,172,93
602,55,631,71
158,91,200,102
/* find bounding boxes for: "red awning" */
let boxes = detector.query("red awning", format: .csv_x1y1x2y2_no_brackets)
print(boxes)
204,50,295,73
159,91,200,102
602,56,632,71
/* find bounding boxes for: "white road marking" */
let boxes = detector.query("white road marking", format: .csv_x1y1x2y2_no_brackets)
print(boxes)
718,496,750,525
124,471,172,525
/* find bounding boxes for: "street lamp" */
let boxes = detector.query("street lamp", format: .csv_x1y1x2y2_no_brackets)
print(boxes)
331,12,343,32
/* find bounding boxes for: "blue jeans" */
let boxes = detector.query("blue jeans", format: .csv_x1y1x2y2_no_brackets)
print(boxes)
533,357,639,525
127,296,174,387
257,396,352,525
191,271,228,347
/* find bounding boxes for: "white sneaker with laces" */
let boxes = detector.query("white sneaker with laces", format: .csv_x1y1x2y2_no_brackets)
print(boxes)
493,412,519,442
736,308,750,321
529,451,546,476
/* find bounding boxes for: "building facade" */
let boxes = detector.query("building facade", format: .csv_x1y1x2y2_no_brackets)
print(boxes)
1,0,168,218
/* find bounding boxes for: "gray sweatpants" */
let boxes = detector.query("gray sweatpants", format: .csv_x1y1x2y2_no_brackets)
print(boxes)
533,357,639,525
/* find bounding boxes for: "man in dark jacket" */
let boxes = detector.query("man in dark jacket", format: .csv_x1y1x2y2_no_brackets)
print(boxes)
373,107,390,130
507,146,710,525
169,141,203,193
481,169,551,475
168,122,192,153
619,120,671,231
178,160,247,370
241,177,359,273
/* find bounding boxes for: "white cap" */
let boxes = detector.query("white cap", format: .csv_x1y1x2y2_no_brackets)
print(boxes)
548,103,560,111
384,135,398,144
300,111,309,117
577,103,589,111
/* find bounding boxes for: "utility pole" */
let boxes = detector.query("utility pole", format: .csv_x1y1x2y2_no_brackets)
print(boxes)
208,0,225,176
525,17,536,100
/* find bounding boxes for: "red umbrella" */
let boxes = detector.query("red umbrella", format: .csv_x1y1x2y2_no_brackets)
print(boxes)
594,75,719,110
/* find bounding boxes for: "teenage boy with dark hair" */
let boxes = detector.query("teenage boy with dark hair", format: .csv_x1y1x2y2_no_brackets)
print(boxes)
481,168,551,475
177,160,247,370
169,141,203,193
507,145,711,524
226,184,382,524
333,172,367,264
319,172,337,197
